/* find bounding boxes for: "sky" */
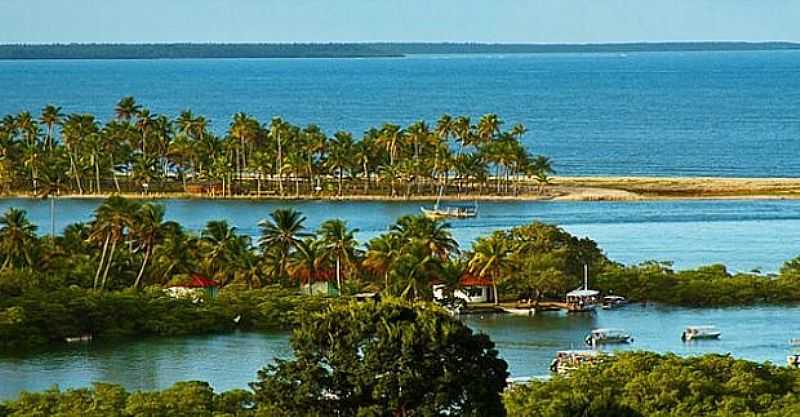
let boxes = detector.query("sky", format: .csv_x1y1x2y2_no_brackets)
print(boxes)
1,0,799,44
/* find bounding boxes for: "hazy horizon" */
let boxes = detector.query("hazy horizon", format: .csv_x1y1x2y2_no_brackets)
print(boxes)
1,0,798,44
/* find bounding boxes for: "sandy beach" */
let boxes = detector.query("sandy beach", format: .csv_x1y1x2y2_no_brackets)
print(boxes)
6,176,800,202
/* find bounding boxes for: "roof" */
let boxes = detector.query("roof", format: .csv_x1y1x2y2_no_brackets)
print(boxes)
460,274,494,287
567,289,599,297
170,274,218,288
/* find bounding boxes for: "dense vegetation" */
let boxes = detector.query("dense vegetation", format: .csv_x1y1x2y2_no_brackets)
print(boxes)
505,352,800,417
0,98,553,197
1,300,510,417
3,194,800,349
2,42,798,60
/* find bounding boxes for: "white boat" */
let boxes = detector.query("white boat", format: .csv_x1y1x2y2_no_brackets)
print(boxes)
565,265,599,312
601,295,627,310
501,306,535,316
585,328,633,346
788,354,800,368
420,186,478,220
789,338,800,347
549,350,602,375
681,325,721,341
65,335,92,343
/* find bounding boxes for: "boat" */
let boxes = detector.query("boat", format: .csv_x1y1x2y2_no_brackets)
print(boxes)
549,350,602,375
585,328,633,346
420,186,478,220
601,295,627,310
65,335,92,343
501,306,535,316
681,325,721,341
565,265,599,312
788,354,800,369
789,338,800,347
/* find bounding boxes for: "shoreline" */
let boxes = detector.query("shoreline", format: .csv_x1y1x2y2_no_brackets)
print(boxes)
5,176,800,202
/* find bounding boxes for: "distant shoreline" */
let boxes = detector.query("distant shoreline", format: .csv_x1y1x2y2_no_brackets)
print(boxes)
6,176,800,202
1,41,798,60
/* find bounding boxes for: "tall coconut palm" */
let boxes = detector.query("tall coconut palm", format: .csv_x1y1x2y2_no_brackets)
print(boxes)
390,215,458,259
61,114,98,194
89,196,137,289
287,238,329,292
135,108,155,157
377,124,402,168
468,233,512,305
130,203,178,288
198,220,240,281
326,132,354,197
115,96,141,122
269,117,288,196
364,233,403,290
477,113,502,143
0,208,38,270
391,240,441,300
258,208,311,280
40,104,63,150
318,219,360,292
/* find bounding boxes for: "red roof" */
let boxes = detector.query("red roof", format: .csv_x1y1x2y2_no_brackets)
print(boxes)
459,274,494,287
170,274,218,288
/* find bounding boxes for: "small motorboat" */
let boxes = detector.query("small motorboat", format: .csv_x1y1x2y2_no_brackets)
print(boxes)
65,335,92,343
501,306,535,316
681,325,721,341
585,328,633,346
549,350,603,375
601,295,627,310
788,354,800,369
565,265,599,312
789,338,800,347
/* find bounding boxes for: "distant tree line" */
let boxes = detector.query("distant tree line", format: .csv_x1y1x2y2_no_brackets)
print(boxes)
0,98,554,197
1,42,799,60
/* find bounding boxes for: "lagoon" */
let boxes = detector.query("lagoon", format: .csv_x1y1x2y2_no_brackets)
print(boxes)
2,305,798,400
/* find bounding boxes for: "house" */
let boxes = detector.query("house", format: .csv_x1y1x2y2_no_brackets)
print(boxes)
166,274,219,300
296,269,340,296
433,274,495,304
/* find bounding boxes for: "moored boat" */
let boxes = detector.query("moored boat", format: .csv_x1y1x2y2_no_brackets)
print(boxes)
565,265,599,312
681,325,721,341
601,295,627,310
501,306,535,316
585,328,633,346
420,186,478,220
549,350,602,374
788,354,800,369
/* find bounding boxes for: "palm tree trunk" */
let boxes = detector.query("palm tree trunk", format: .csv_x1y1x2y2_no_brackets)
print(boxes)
101,238,118,290
94,234,110,289
95,159,101,194
277,134,284,195
336,256,342,295
133,248,150,289
110,153,121,192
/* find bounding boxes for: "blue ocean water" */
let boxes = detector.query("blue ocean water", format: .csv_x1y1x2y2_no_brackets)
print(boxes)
2,51,800,176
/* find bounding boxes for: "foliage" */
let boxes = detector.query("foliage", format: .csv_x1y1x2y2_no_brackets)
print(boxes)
0,99,552,198
504,351,800,417
250,299,509,417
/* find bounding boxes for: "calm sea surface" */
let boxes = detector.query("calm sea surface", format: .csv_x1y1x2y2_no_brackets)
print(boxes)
3,51,800,400
2,51,800,176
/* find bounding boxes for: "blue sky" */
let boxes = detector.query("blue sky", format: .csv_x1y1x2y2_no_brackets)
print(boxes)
1,0,798,44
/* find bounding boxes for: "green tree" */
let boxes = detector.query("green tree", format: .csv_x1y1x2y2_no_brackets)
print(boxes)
251,300,508,417
0,208,38,270
258,209,311,282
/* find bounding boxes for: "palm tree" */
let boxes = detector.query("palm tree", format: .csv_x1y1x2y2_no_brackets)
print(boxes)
61,113,98,194
468,233,512,305
391,241,442,300
40,105,63,150
318,219,360,292
130,203,178,288
364,233,402,290
258,208,311,281
326,132,354,197
198,220,240,281
477,113,502,143
115,96,141,122
376,124,402,168
89,196,137,289
269,117,288,196
0,208,38,270
135,108,155,158
390,215,458,259
287,238,329,293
